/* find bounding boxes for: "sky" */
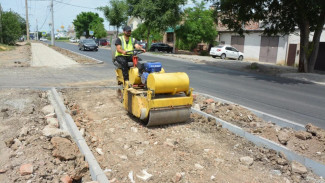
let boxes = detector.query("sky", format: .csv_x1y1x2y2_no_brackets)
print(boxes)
0,0,210,34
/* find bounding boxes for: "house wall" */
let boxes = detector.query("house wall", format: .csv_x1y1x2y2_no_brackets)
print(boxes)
289,30,325,43
127,17,142,30
219,32,288,64
276,35,289,65
287,29,325,66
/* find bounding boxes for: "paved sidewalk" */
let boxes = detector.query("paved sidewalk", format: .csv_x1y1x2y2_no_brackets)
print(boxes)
31,43,78,68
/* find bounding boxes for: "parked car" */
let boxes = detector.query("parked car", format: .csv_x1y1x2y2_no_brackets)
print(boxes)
210,45,244,60
150,43,173,53
78,39,98,51
138,42,147,49
94,38,109,46
69,38,79,43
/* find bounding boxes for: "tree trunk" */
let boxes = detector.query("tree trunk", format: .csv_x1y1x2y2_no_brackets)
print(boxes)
307,11,325,72
298,20,310,72
146,26,151,51
116,26,119,38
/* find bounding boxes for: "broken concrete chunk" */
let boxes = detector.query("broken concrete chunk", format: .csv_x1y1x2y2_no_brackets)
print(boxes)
19,164,33,176
295,131,312,140
128,171,135,183
136,169,153,181
46,117,59,128
42,125,69,138
195,163,204,169
239,156,254,166
51,137,78,160
277,131,290,145
291,161,307,174
193,104,200,111
41,105,55,115
96,148,104,155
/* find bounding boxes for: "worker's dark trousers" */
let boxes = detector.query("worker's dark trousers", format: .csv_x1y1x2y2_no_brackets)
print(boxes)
116,56,133,81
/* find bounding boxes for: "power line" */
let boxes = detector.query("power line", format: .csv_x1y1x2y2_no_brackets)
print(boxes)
53,0,96,9
39,7,50,30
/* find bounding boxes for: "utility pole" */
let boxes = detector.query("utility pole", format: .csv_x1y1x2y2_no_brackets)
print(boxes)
25,0,30,42
0,3,3,44
50,0,55,45
36,19,38,40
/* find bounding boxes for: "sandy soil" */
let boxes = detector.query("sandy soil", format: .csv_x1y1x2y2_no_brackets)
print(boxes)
193,94,325,165
48,45,98,64
61,88,323,183
0,42,31,68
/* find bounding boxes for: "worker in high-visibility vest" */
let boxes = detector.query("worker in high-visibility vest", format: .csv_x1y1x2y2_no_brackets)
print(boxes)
115,26,145,82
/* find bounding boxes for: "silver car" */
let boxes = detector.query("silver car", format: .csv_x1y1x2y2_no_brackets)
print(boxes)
210,45,244,60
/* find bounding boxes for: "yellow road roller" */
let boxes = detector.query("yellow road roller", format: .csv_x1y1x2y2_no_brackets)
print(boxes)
112,49,193,126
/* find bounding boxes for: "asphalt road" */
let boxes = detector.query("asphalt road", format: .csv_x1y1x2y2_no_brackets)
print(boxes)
54,41,325,129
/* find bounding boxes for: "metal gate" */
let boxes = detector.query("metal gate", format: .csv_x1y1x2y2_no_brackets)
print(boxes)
231,36,245,53
259,36,279,63
287,44,297,66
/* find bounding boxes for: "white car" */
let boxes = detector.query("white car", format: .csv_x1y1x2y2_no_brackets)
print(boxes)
39,37,48,41
69,38,79,43
210,45,244,60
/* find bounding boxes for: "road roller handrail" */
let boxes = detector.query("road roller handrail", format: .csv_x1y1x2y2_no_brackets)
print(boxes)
125,49,145,56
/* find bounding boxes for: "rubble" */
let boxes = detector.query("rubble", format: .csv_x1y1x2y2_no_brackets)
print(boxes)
0,89,91,182
194,94,325,164
62,88,325,182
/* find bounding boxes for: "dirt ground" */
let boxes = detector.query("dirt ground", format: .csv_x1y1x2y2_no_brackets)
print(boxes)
193,95,325,165
0,42,324,182
61,88,323,183
0,42,31,68
0,89,91,183
48,44,98,64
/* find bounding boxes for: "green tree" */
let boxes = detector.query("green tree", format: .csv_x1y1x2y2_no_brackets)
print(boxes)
1,11,22,45
211,0,325,73
127,0,187,49
90,18,107,38
176,1,217,50
131,23,163,42
73,12,106,38
98,0,128,37
16,13,26,35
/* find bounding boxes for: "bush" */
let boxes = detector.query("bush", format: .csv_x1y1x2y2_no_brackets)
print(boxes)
176,39,191,51
200,50,209,56
1,11,23,45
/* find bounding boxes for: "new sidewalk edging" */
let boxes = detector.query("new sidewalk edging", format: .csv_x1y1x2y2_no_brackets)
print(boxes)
191,108,325,177
194,92,305,131
48,88,109,183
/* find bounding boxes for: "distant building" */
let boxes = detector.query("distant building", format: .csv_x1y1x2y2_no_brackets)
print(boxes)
67,25,76,38
217,20,325,70
56,29,68,38
127,17,143,30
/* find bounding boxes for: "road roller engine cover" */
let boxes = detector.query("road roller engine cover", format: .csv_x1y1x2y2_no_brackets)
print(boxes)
112,42,193,126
